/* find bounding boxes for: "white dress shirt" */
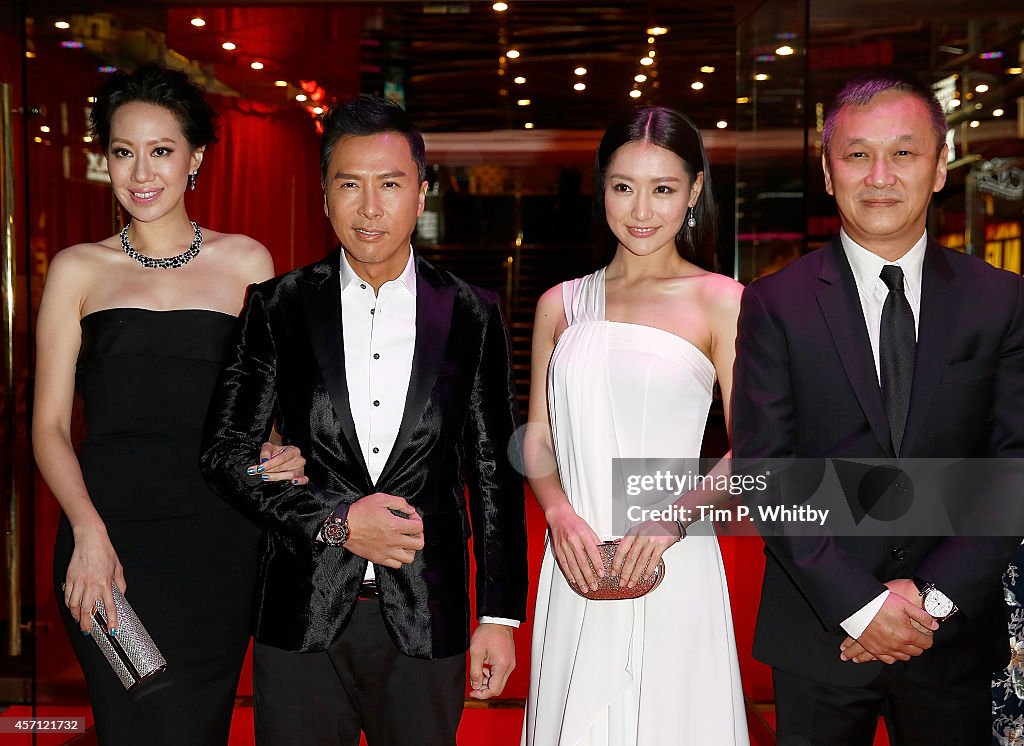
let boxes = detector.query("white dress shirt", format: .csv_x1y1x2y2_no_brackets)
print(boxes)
339,248,518,628
838,228,926,638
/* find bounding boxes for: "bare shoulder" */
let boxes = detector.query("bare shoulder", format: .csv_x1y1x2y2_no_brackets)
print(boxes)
200,229,274,282
534,282,568,342
46,240,117,286
694,271,743,314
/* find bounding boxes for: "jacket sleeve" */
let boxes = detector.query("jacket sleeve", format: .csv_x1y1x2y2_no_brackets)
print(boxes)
461,294,529,621
732,281,886,630
200,285,338,544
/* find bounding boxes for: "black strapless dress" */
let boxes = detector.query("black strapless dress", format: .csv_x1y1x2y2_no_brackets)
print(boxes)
53,308,260,746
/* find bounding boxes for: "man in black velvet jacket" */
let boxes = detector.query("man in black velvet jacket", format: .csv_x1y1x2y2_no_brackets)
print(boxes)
201,96,527,745
732,70,1024,744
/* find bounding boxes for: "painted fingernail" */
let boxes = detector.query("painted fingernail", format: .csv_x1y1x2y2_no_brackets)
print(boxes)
109,628,117,637
257,466,265,473
261,474,269,481
82,629,90,637
291,479,299,485
260,457,269,463
246,467,256,475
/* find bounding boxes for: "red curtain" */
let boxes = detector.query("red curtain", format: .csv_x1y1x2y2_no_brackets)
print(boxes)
186,96,334,273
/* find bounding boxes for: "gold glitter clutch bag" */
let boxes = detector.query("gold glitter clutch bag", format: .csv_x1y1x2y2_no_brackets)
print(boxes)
566,540,666,600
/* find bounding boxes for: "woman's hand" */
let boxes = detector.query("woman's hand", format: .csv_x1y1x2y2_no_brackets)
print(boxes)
246,442,309,485
63,525,125,635
546,503,604,591
611,519,683,588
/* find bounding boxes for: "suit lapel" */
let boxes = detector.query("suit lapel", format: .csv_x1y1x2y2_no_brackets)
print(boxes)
901,241,960,455
377,256,456,485
300,248,372,483
815,240,895,456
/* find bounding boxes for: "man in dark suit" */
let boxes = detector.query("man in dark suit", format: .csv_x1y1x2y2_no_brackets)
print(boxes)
732,69,1024,744
201,96,527,745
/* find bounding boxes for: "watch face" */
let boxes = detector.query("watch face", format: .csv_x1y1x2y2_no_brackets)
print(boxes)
924,590,953,618
323,520,349,546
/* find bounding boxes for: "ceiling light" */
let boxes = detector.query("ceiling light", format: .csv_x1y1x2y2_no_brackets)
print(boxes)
295,93,308,102
492,1,508,10
975,83,989,93
222,41,237,51
776,45,795,56
250,61,264,70
33,136,42,143
640,57,654,66
87,96,96,103
39,125,50,133
993,108,1005,117
574,82,586,91
190,17,206,27
969,120,980,128
629,90,642,98
691,81,704,90
648,50,656,58
755,73,769,81
506,49,520,59
647,26,668,36
574,66,587,76
312,106,324,115
83,135,92,143
634,74,647,83
274,80,287,87
25,51,36,58
1008,67,1023,75
949,98,961,108
517,98,531,106
54,21,70,30
514,76,526,84
737,96,750,104
701,66,715,73
524,122,535,129
648,36,655,44
717,120,728,129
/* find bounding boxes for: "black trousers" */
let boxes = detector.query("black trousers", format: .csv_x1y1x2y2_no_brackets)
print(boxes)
772,665,991,746
253,600,466,746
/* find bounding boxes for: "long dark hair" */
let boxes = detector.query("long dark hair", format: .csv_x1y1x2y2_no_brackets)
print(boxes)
595,106,718,270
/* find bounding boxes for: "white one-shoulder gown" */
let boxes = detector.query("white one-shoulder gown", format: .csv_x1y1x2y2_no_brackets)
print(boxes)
522,268,749,746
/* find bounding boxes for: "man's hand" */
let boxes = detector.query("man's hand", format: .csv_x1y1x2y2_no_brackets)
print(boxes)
468,623,515,700
344,493,424,567
839,581,937,664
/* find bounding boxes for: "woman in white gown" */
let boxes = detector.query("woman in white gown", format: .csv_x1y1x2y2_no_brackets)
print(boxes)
521,106,749,746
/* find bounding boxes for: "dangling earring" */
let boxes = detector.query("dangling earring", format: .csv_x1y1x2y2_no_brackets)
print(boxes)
188,171,198,191
686,206,696,228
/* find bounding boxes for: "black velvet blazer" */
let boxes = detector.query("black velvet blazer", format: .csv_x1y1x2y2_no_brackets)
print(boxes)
732,237,1024,686
201,249,528,658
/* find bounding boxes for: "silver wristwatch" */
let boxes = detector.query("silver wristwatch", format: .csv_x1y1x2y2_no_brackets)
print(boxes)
915,578,958,621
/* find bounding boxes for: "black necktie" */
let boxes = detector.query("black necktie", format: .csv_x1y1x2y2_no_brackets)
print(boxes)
879,265,915,456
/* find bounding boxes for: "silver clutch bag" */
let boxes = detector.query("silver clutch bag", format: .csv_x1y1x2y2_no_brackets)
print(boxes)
89,584,167,690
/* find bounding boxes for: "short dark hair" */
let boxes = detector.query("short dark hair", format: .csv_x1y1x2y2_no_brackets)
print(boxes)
319,96,426,189
822,68,947,158
89,62,218,151
595,105,718,271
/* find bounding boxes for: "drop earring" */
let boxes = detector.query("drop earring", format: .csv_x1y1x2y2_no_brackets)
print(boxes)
686,206,696,228
188,172,197,191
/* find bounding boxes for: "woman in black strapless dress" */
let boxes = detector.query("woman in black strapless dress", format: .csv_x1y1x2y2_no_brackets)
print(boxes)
32,63,306,745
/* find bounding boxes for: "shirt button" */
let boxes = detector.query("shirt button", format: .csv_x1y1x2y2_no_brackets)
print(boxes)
370,308,375,315
373,400,380,407
372,447,380,454
891,547,906,561
360,283,366,289
373,353,380,360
